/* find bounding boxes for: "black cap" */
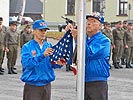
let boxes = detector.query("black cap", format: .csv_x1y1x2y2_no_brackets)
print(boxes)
10,21,18,26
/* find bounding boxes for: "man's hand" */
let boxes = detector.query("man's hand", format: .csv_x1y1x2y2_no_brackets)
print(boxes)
44,48,53,57
5,47,9,52
56,58,66,66
125,45,128,48
65,24,78,39
71,29,77,39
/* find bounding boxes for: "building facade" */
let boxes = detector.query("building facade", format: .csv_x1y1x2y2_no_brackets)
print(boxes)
43,0,133,24
0,0,9,26
105,0,133,22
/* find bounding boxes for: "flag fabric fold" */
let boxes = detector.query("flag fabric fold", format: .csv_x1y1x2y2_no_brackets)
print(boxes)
49,30,78,75
49,30,73,65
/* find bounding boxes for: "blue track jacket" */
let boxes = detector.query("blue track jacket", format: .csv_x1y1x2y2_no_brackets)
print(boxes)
85,32,110,82
20,40,62,86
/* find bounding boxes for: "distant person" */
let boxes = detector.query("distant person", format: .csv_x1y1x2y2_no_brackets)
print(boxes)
121,20,128,65
123,23,133,68
5,21,18,74
20,19,66,100
0,17,7,75
20,24,33,48
112,21,124,69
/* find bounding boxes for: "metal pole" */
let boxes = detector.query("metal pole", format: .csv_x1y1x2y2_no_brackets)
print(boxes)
76,0,86,100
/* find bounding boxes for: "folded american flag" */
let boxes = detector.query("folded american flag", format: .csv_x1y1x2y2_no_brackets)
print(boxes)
49,30,73,65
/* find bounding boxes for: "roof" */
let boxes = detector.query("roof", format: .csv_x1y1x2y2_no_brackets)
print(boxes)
10,0,43,14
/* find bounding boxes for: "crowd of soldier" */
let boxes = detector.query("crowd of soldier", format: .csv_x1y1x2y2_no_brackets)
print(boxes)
0,17,33,75
102,20,133,69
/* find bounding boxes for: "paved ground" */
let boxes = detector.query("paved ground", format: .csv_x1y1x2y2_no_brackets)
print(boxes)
0,38,133,100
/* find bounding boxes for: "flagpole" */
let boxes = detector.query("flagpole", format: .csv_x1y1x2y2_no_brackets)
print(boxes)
76,0,86,100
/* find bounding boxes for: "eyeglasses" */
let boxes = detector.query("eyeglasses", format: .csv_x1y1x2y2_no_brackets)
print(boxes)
87,19,99,24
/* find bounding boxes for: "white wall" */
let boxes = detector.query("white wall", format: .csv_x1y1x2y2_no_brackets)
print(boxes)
0,0,9,26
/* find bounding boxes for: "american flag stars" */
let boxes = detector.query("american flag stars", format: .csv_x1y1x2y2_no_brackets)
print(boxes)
50,30,73,64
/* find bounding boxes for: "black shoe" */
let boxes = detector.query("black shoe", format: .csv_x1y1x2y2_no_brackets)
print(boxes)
126,63,130,68
121,62,126,65
117,62,123,68
0,68,4,72
1,68,4,70
11,68,17,74
0,71,4,75
130,66,133,68
118,65,123,68
121,58,126,65
126,65,130,68
129,64,133,68
13,67,17,70
114,63,119,69
8,68,13,74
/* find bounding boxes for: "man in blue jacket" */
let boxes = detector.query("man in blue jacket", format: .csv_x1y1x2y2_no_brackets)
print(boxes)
20,19,66,100
66,12,111,100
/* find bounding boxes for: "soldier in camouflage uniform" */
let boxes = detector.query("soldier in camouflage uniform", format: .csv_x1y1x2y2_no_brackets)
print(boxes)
0,17,7,75
20,24,33,48
123,23,133,68
5,21,19,74
112,21,124,69
121,20,128,65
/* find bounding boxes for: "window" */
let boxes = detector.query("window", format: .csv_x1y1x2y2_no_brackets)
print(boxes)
119,0,128,15
93,0,100,12
66,0,75,15
92,0,105,14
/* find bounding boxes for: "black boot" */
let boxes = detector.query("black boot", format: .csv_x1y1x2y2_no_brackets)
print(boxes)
8,67,13,74
117,62,123,68
0,67,4,72
0,69,4,75
129,62,133,68
126,62,130,68
114,63,119,69
131,61,133,64
0,72,3,75
11,67,17,74
12,66,17,70
121,58,126,65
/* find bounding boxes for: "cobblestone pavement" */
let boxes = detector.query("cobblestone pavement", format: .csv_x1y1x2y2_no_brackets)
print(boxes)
0,38,132,100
